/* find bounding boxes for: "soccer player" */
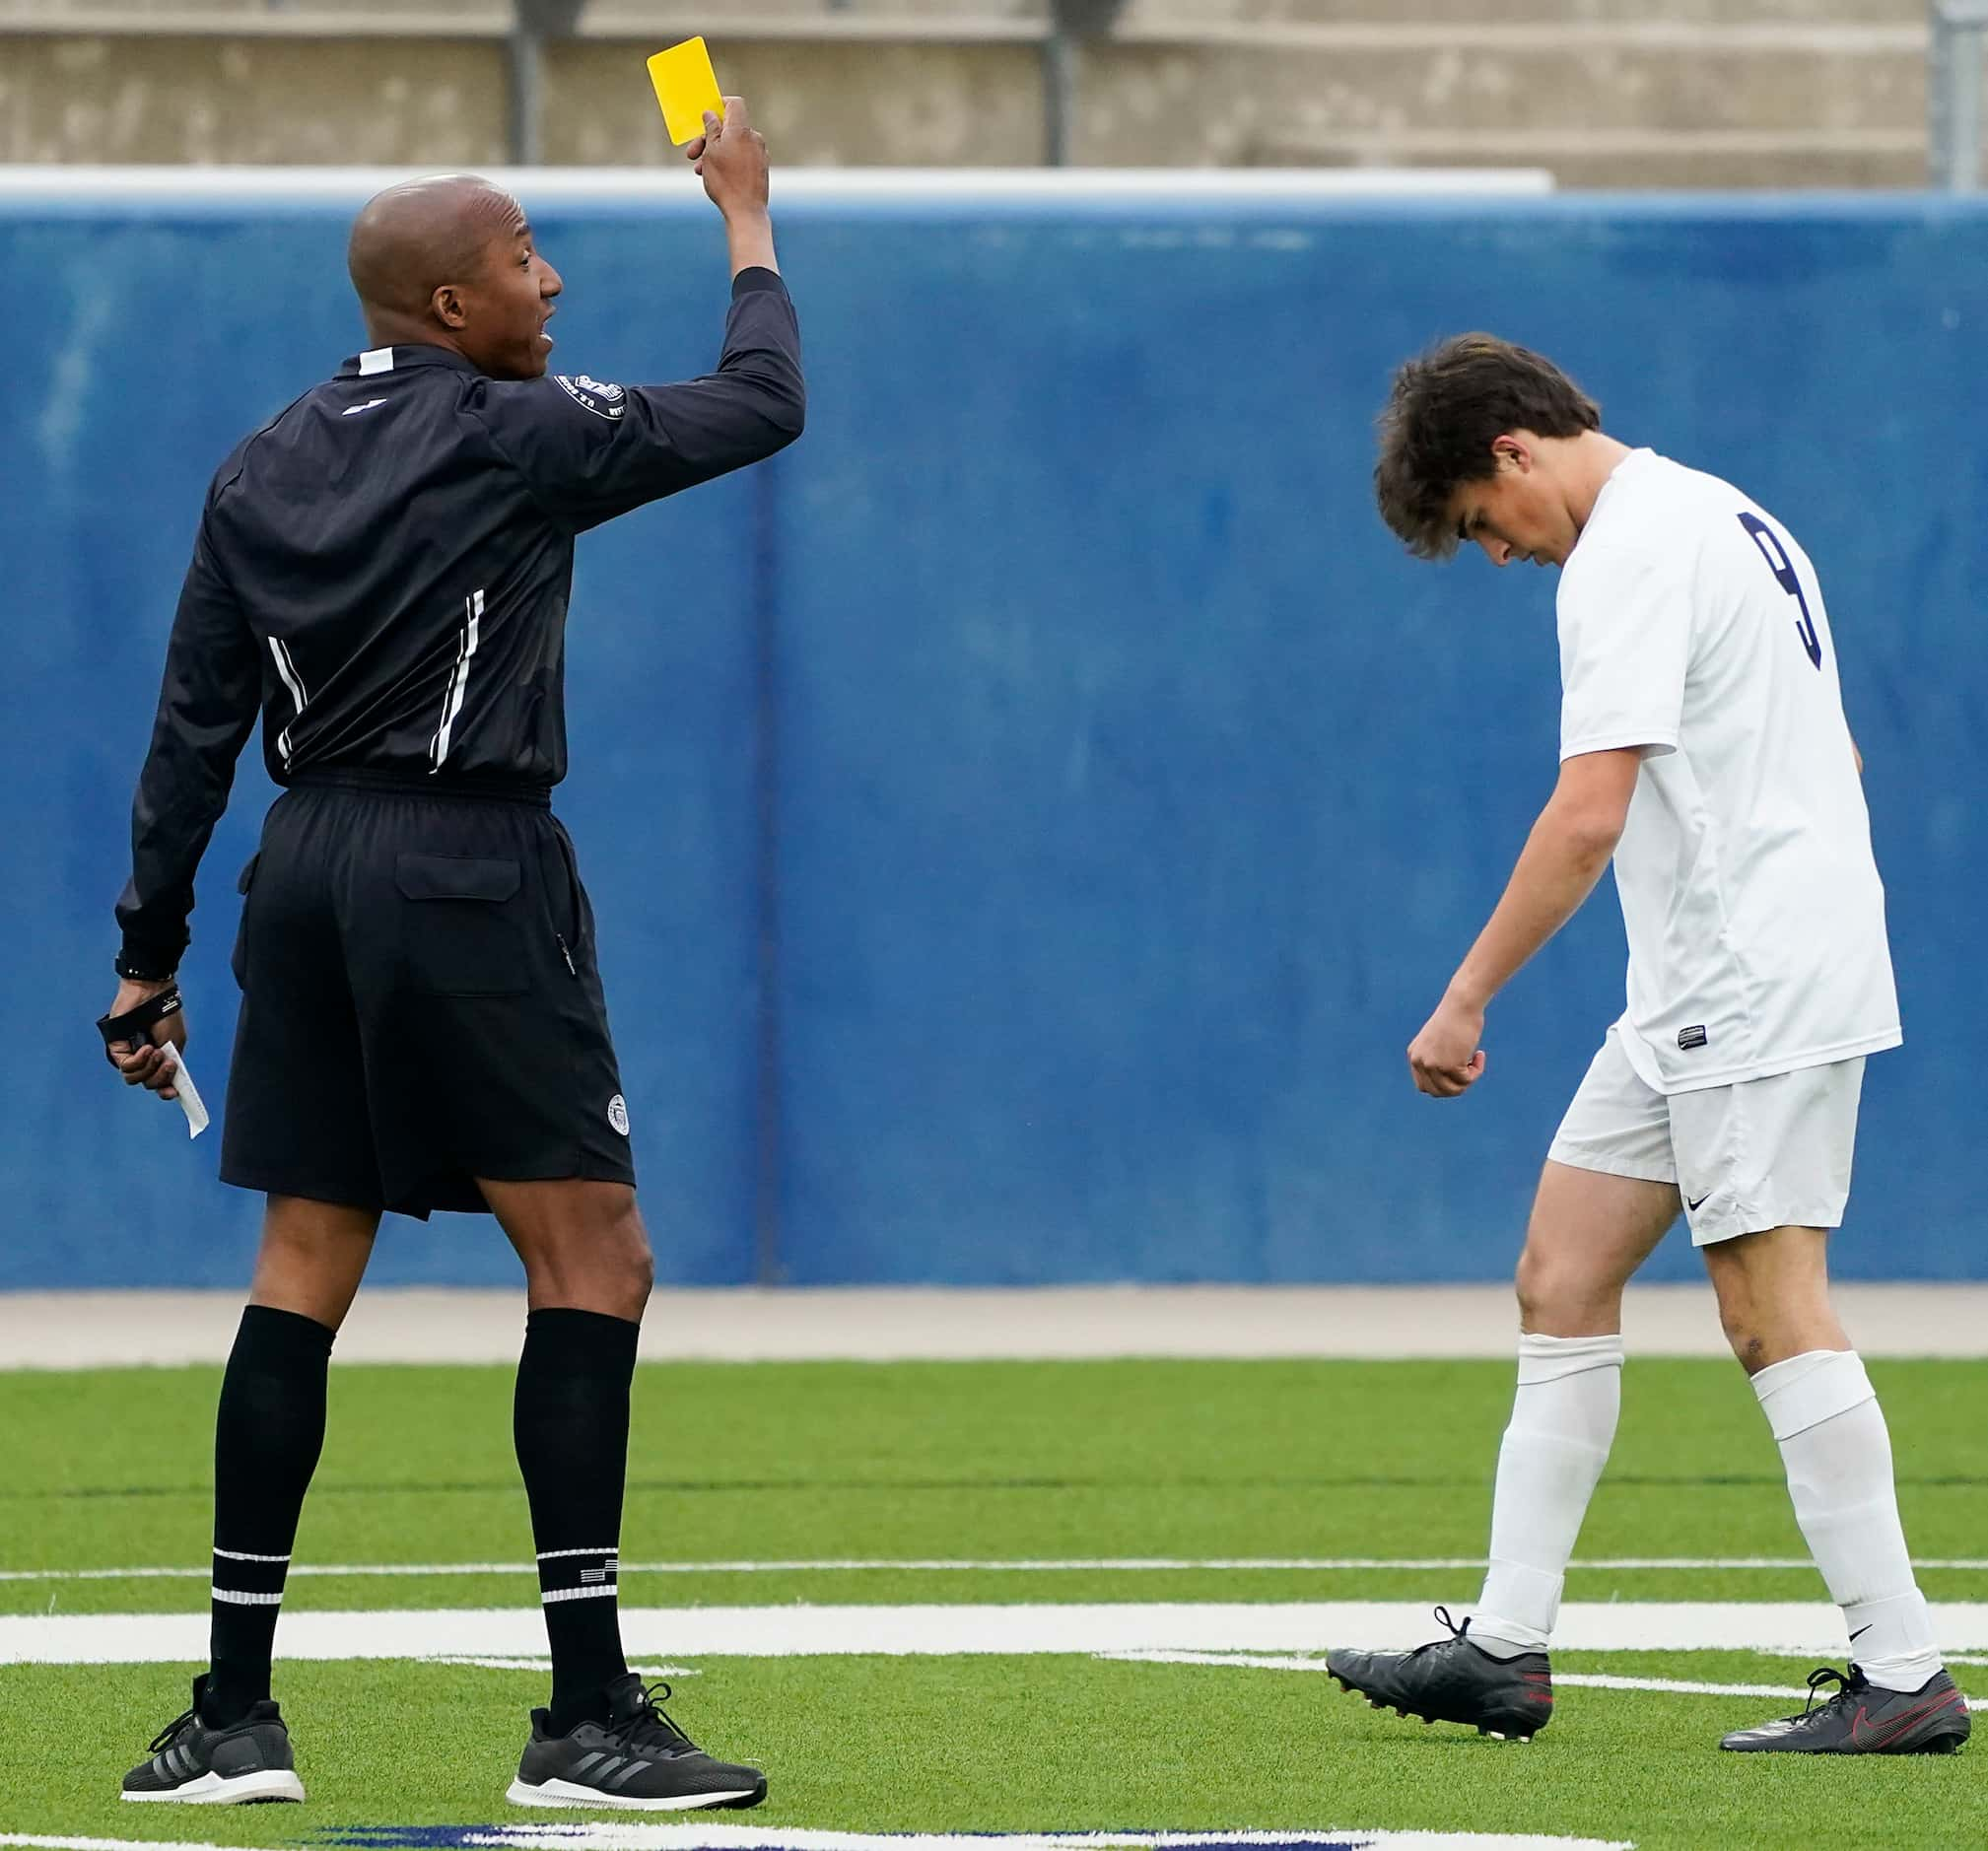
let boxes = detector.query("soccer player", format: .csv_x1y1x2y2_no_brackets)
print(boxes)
100,103,800,1807
1324,336,1969,1754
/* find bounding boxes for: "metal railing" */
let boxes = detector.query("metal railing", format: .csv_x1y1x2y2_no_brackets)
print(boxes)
0,0,1107,165
1930,0,1988,188
501,0,1113,168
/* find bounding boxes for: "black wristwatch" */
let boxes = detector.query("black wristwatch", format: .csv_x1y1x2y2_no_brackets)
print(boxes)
113,949,178,984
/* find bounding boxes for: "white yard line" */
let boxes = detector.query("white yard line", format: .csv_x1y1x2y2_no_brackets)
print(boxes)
7,1554,1988,1585
1102,1651,1988,1712
8,1601,1988,1666
429,1657,699,1677
7,1282,1988,1366
1552,1673,1988,1712
0,1840,249,1851
0,1830,1628,1851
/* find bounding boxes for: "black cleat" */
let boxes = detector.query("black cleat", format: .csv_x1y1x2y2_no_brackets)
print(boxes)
1720,1664,1971,1754
508,1674,768,1811
121,1674,305,1805
1326,1606,1554,1742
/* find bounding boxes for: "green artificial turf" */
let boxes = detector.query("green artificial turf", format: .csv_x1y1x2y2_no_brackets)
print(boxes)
1,1359,1982,1846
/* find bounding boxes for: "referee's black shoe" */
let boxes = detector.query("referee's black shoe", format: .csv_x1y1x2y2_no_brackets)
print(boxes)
508,1674,768,1811
121,1674,306,1804
1326,1606,1554,1742
1720,1664,1970,1754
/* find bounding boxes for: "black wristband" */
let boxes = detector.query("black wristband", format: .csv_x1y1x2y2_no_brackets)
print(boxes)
114,949,178,983
98,982,184,1057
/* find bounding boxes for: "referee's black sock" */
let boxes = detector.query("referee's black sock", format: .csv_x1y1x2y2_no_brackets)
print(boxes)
206,1305,334,1728
515,1307,639,1735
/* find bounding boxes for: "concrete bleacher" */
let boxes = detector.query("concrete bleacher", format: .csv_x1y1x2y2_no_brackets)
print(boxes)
0,0,1957,184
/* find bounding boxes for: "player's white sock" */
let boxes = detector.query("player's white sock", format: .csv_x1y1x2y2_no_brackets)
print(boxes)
1752,1348,1942,1693
1470,1332,1624,1658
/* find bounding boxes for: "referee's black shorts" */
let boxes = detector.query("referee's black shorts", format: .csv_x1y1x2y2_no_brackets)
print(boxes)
219,771,635,1219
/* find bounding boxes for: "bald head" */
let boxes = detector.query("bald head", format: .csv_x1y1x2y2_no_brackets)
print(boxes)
348,174,519,319
346,174,561,378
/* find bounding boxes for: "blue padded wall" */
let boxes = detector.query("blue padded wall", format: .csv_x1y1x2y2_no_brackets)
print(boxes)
5,182,1984,1287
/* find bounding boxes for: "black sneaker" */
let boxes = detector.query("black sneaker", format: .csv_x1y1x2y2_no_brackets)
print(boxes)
507,1674,767,1811
121,1674,306,1804
1326,1606,1554,1742
1721,1664,1971,1754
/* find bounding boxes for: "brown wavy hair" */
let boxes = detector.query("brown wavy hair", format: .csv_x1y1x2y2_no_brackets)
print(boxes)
1375,335,1602,559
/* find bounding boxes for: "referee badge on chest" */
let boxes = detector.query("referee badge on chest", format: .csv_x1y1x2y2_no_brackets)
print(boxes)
555,373,626,420
607,1093,630,1135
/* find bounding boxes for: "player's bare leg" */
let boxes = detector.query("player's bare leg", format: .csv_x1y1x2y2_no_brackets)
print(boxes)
483,1177,766,1811
247,1194,379,1328
1708,1227,1967,1752
1514,1160,1680,1336
124,1196,377,1804
489,1175,653,1320
1329,1160,1678,1738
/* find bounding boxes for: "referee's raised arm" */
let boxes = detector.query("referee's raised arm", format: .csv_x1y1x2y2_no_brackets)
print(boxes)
469,96,805,532
687,97,782,280
653,95,807,475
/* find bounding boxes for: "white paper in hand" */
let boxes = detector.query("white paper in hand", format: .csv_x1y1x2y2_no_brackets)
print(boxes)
164,1047,210,1138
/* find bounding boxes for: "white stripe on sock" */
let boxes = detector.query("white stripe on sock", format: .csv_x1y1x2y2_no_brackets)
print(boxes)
211,1588,285,1606
540,1585,619,1604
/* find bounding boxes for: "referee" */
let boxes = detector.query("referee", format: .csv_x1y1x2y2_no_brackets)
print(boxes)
102,101,800,1811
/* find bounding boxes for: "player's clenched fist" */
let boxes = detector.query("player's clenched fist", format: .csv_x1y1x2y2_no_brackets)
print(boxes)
1408,994,1487,1098
686,96,770,218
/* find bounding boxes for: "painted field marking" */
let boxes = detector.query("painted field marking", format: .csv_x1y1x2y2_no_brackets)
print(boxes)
1100,1650,1988,1712
1,1839,248,1851
428,1657,700,1678
1551,1672,1988,1713
8,1601,1988,1665
5,1554,1987,1584
0,1828,1632,1851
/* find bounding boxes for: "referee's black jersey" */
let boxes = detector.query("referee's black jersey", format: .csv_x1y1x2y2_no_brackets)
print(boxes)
115,266,803,976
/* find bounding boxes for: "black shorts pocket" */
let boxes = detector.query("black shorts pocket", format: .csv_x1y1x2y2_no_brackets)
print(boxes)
230,853,261,990
393,853,528,996
537,820,596,977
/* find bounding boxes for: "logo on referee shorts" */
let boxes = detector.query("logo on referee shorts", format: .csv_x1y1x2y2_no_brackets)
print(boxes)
556,373,626,421
607,1094,630,1136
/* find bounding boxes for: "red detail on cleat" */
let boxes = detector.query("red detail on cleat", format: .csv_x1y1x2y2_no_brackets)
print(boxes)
1850,1687,1968,1751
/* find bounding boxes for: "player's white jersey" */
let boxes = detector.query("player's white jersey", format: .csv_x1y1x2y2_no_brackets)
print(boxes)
1555,448,1900,1094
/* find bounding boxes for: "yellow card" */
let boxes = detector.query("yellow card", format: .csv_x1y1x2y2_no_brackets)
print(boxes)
648,37,725,147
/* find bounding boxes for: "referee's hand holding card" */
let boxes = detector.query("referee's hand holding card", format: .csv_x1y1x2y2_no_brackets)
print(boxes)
683,95,779,276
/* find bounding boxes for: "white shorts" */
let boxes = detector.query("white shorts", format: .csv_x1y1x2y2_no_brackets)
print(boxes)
1547,1029,1865,1246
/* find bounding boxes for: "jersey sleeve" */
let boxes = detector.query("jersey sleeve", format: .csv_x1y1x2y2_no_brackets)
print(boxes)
468,267,805,532
1555,542,1691,762
114,511,264,974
